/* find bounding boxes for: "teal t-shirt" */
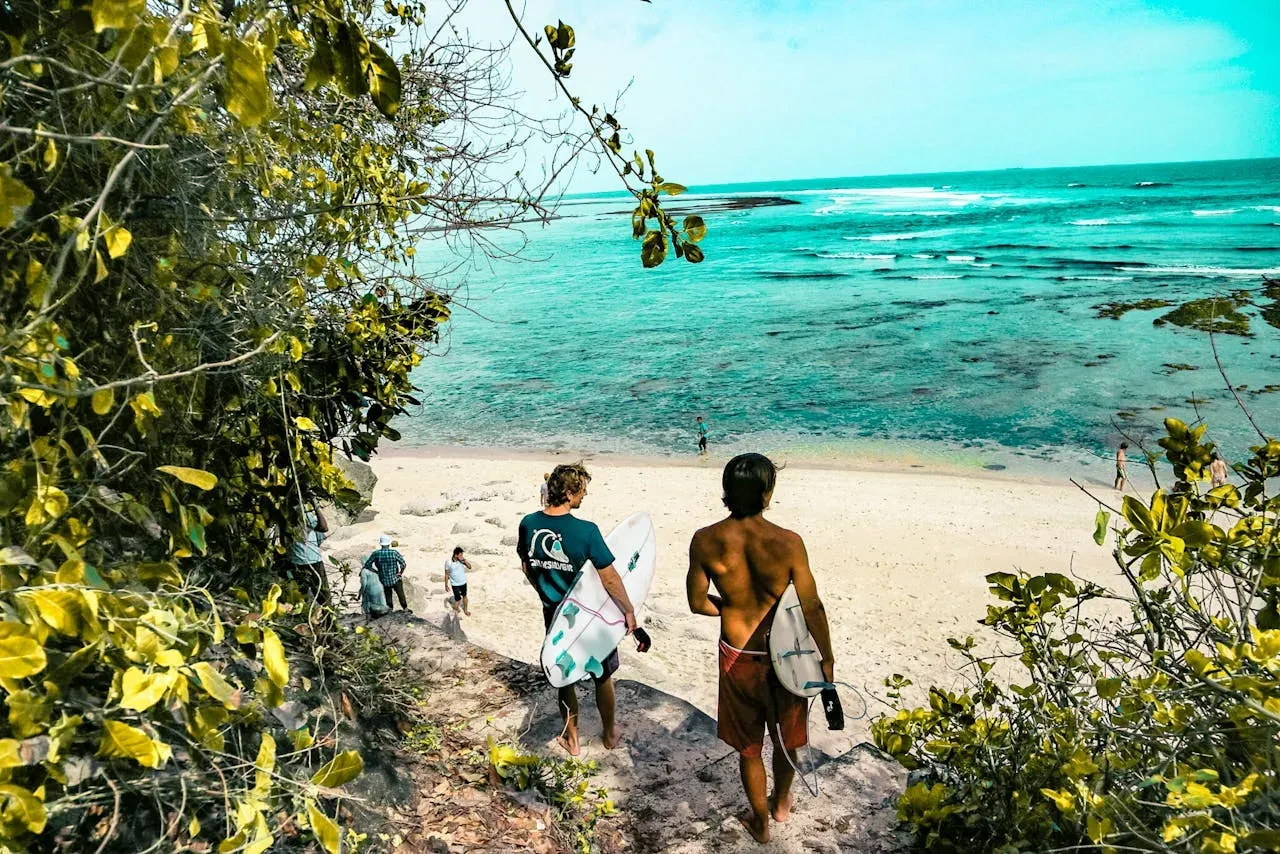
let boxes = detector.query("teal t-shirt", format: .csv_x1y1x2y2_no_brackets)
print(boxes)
517,511,615,608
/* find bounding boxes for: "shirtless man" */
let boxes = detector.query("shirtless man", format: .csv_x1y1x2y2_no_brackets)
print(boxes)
1114,442,1129,490
687,453,834,844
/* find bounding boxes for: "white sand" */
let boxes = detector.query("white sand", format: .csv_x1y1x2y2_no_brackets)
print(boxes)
323,450,1119,742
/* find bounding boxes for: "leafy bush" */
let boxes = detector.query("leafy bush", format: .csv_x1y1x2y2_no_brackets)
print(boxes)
488,739,615,854
874,418,1280,852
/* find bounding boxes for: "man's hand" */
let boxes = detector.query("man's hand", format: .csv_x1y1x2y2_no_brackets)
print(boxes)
624,610,637,635
821,658,835,685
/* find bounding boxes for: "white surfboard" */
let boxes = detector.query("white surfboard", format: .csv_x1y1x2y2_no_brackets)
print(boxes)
540,512,657,687
769,584,826,698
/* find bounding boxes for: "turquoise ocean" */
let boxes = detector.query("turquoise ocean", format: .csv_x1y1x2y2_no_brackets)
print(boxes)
404,158,1280,479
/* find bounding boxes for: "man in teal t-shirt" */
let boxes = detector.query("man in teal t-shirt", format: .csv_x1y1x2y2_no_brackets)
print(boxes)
518,463,636,756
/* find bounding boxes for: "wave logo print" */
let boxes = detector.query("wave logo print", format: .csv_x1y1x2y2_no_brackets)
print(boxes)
531,529,570,565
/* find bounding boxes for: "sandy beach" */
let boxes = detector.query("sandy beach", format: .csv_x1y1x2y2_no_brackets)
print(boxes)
324,449,1121,744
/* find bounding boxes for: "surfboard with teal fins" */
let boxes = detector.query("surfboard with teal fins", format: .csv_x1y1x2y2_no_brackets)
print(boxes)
540,512,657,688
769,584,826,698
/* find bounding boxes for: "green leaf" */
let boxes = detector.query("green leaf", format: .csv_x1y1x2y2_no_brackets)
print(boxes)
156,465,218,491
0,166,35,229
310,750,364,788
640,230,666,268
366,39,402,117
90,0,145,32
223,38,272,127
683,243,704,264
0,547,36,567
304,33,335,92
656,182,686,196
0,635,46,679
1093,508,1110,546
332,21,370,98
682,214,706,243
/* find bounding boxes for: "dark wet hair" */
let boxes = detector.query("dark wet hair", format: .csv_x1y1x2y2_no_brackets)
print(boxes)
547,463,591,507
1120,442,1129,449
722,453,778,518
452,546,464,557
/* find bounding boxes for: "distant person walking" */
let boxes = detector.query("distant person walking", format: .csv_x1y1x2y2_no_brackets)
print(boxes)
444,546,472,616
687,453,834,844
540,472,550,508
517,463,637,755
1114,442,1129,490
1210,451,1230,488
364,534,410,612
696,416,710,456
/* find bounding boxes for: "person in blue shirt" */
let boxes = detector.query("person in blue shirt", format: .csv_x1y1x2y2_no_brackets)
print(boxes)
444,546,472,616
696,416,710,455
517,463,636,755
289,503,330,608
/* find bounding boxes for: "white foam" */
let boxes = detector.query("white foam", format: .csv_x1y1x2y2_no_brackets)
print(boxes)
1118,265,1280,277
1253,206,1280,213
946,255,977,262
1060,275,1134,282
1070,219,1114,226
845,228,951,242
913,274,963,280
910,253,935,259
816,252,896,260
1192,209,1240,216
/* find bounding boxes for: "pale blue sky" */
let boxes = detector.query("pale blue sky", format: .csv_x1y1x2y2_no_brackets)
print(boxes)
482,0,1279,187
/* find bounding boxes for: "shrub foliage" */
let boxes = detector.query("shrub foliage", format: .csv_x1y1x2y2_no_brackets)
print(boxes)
874,418,1280,853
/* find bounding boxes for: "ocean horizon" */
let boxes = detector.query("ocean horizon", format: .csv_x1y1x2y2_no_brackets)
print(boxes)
403,157,1280,479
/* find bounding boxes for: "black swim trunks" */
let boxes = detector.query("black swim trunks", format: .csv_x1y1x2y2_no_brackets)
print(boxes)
451,583,468,601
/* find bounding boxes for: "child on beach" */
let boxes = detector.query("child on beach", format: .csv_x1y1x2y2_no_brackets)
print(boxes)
444,546,472,616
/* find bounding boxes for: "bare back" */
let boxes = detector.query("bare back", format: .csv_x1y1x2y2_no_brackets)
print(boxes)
689,516,805,651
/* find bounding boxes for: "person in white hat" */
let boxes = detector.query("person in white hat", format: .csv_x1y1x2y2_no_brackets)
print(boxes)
363,534,409,612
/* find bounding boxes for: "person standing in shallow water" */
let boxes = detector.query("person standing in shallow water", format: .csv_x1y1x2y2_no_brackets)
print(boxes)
1210,451,1230,488
687,453,835,844
696,416,710,456
517,463,637,755
1114,442,1129,490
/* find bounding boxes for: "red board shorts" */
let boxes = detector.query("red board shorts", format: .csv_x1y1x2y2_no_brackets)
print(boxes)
717,640,807,758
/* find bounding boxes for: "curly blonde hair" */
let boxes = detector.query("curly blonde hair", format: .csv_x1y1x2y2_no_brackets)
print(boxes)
546,463,591,507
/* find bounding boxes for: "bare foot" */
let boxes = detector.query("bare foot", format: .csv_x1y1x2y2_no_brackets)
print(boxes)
769,793,792,823
463,609,471,616
736,812,769,844
602,728,622,750
555,732,581,756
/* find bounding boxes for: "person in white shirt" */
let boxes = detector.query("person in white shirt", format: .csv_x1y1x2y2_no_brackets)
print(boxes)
444,546,472,616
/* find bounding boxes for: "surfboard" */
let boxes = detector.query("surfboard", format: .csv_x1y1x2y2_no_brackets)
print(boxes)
540,512,657,688
769,584,826,698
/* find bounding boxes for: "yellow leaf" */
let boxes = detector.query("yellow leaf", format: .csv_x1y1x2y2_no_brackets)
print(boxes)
41,139,57,172
288,727,314,750
98,720,171,768
90,0,145,31
190,815,201,837
120,667,173,712
0,740,20,769
290,337,304,361
0,165,35,228
94,250,109,283
190,662,242,710
0,635,46,679
104,224,132,259
307,801,340,854
156,466,218,491
0,784,46,834
304,256,326,277
21,589,82,637
294,416,318,432
224,38,272,127
310,750,363,788
254,733,275,794
261,584,282,619
91,387,114,416
24,485,68,527
262,628,288,690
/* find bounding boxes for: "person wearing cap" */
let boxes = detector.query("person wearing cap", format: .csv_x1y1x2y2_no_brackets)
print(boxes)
364,535,410,612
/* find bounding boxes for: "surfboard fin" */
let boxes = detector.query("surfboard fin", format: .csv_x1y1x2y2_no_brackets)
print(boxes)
555,651,576,679
584,656,603,679
551,630,564,646
560,602,580,628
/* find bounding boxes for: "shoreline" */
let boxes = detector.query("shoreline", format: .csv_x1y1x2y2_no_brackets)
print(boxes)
376,440,1127,491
